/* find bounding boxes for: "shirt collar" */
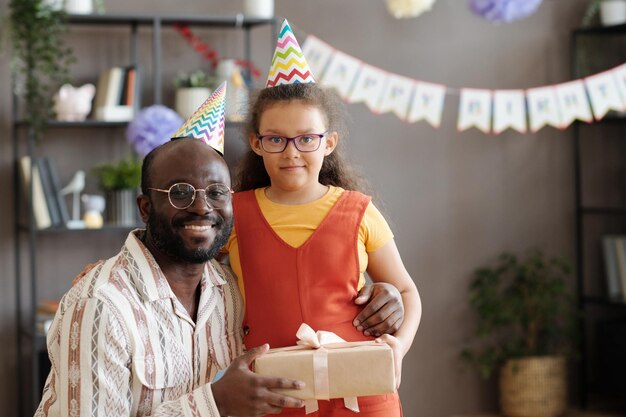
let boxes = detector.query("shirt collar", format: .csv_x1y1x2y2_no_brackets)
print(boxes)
123,230,226,304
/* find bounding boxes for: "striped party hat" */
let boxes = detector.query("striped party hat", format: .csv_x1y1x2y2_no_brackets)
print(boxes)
172,82,227,154
266,19,315,88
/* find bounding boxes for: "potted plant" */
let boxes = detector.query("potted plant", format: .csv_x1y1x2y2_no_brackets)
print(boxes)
173,69,216,119
582,0,626,27
8,0,75,141
460,249,577,417
93,157,141,226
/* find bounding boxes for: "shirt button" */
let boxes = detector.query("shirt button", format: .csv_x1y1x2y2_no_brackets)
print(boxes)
243,325,250,335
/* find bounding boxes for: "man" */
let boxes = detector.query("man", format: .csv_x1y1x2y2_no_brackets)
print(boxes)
35,137,404,417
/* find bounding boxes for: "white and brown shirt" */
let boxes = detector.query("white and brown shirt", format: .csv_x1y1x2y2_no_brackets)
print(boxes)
35,230,244,417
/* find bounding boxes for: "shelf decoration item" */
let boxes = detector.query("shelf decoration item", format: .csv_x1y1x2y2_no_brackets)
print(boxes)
470,0,543,23
9,0,75,141
244,0,274,18
173,69,216,119
215,59,249,121
600,0,626,26
172,81,227,154
126,105,183,157
81,194,105,229
93,158,141,226
385,0,436,19
469,0,544,23
60,170,86,229
174,24,262,79
64,0,93,14
53,83,96,121
460,249,576,417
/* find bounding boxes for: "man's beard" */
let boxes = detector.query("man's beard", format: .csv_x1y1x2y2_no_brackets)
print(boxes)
147,210,233,264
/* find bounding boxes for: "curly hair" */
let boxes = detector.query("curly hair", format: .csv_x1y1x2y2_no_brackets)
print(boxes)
234,83,367,193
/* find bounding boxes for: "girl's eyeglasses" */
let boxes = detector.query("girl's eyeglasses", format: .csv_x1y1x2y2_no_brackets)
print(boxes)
256,131,328,153
148,182,233,210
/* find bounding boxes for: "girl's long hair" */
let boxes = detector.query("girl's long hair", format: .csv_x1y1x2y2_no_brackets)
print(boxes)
234,83,367,193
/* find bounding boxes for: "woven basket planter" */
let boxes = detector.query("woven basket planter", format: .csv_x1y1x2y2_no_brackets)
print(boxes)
499,356,567,417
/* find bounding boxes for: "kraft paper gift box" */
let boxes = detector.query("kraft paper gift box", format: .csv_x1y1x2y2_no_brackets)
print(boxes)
254,324,396,401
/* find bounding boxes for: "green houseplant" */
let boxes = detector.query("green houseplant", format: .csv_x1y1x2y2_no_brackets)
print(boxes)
461,249,576,417
8,0,75,141
174,69,217,119
93,157,141,226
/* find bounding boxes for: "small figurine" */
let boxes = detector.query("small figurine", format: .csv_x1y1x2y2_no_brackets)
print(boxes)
53,83,96,122
60,170,86,229
81,194,105,229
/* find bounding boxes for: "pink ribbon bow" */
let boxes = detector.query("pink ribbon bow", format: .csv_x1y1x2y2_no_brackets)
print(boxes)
295,323,361,414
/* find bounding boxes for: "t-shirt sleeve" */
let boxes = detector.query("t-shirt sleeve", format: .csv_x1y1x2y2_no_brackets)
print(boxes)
220,228,237,255
359,201,394,253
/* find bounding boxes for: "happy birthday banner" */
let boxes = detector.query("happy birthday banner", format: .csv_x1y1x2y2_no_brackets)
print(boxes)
302,35,626,134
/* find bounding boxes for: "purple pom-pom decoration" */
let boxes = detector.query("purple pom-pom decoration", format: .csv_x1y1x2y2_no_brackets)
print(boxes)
470,0,543,23
126,105,184,157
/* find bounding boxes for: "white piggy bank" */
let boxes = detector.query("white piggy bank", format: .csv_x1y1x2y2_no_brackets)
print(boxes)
53,83,96,121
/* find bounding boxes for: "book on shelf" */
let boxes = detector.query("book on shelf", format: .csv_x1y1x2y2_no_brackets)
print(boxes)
93,65,139,121
35,158,62,227
18,156,52,229
602,235,626,302
44,158,71,226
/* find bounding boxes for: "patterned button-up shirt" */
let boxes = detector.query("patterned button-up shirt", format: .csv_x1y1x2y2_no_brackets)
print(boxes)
35,230,244,417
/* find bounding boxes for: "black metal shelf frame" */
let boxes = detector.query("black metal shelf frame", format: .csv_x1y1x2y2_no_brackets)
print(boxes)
572,25,626,412
12,13,278,417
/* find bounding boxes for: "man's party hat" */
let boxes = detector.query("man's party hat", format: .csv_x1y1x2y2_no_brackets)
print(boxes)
266,19,315,88
172,82,227,154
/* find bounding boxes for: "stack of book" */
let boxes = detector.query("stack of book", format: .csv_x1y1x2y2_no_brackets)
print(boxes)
602,235,626,302
93,66,140,122
19,156,70,229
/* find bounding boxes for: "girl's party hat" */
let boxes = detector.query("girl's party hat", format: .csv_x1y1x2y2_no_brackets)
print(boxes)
172,82,227,154
266,19,315,87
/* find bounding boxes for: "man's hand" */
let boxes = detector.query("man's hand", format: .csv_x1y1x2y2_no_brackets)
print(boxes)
211,344,305,416
353,282,404,337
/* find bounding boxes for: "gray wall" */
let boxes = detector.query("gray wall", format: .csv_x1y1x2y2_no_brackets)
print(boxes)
0,0,592,416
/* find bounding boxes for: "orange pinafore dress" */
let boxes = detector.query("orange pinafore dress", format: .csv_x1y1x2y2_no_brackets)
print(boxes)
233,190,402,417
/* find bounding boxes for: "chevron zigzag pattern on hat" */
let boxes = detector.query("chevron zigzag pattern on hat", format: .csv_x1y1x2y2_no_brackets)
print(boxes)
266,20,315,87
173,83,226,151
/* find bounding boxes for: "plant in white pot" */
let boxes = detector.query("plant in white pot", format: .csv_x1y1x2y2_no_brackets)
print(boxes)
173,69,216,119
582,0,626,27
460,249,577,417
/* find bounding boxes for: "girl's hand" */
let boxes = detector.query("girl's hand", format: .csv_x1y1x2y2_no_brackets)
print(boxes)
375,334,404,389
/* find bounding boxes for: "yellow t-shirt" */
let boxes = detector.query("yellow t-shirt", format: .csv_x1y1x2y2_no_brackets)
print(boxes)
223,186,394,300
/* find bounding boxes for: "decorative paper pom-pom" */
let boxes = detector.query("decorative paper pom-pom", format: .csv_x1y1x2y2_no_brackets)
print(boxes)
126,105,183,157
470,0,544,23
386,0,437,19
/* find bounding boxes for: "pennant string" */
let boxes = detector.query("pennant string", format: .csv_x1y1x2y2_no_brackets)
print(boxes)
290,21,626,134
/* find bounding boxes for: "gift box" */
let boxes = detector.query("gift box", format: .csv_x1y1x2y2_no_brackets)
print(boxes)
254,324,396,401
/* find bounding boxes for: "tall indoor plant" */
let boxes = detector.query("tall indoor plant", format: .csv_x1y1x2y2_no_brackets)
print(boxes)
9,0,74,141
460,249,577,417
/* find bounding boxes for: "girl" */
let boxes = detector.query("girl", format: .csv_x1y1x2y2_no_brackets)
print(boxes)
222,81,421,417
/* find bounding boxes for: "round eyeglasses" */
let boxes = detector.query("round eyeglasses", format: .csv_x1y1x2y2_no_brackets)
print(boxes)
148,182,233,210
256,131,328,153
